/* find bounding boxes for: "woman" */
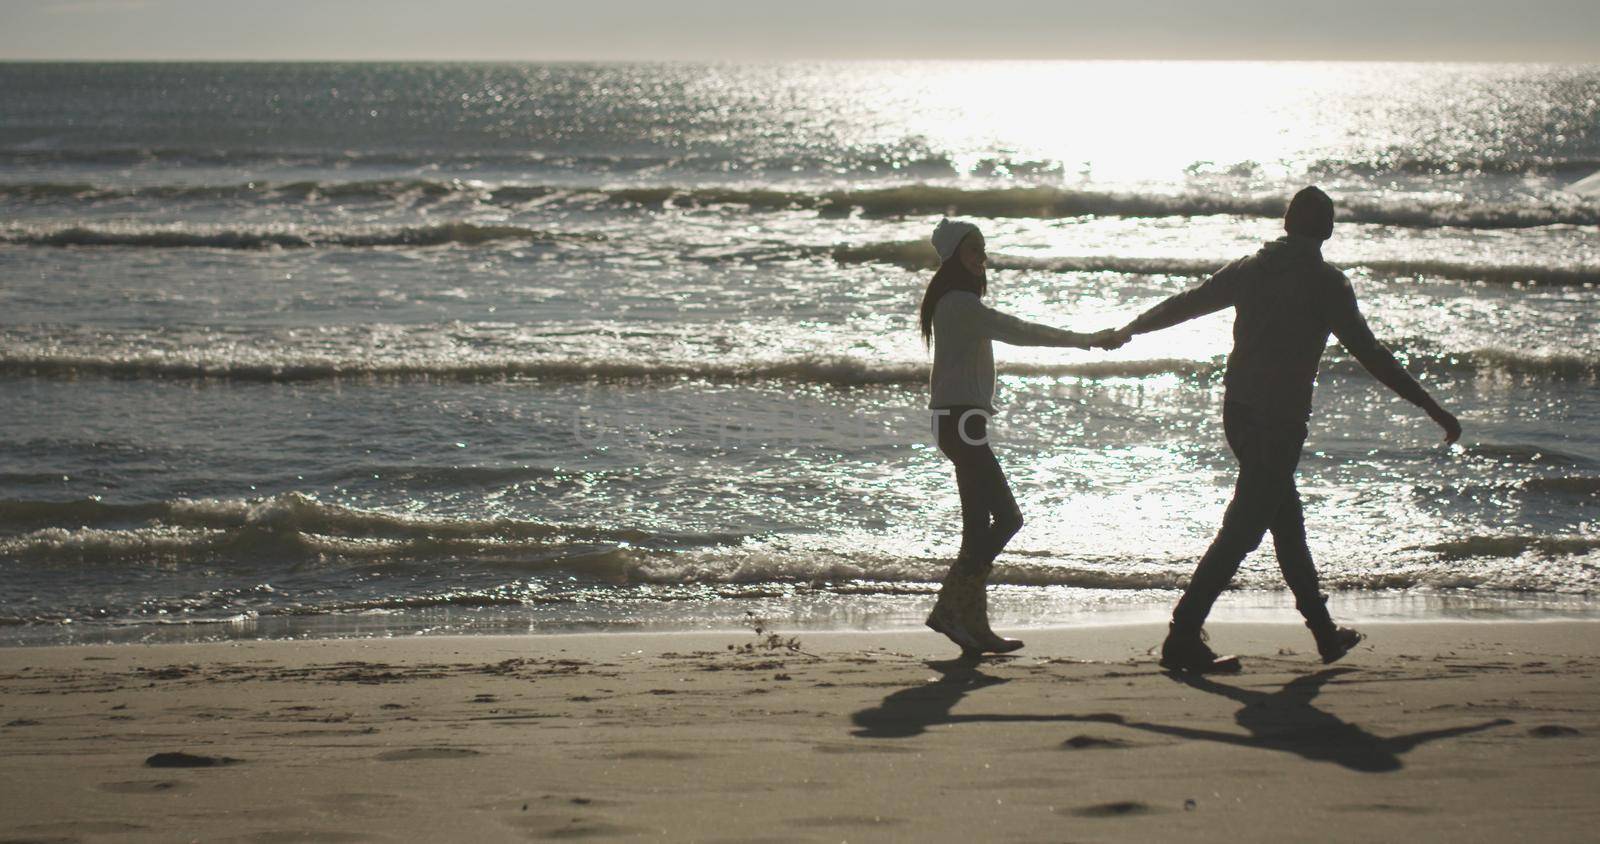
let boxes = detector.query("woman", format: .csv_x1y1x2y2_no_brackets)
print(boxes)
920,218,1120,654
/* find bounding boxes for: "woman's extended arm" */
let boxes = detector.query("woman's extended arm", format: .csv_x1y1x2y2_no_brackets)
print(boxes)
962,296,1100,348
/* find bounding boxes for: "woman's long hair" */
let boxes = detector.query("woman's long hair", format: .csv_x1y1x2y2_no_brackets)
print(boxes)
919,253,986,345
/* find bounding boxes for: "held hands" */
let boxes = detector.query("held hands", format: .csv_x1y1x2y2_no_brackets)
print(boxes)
1085,327,1133,350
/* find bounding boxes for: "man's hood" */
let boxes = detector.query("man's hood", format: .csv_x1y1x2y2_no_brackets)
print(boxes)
1255,235,1324,271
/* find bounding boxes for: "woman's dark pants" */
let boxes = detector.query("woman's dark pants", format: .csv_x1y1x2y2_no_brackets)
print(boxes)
934,407,1022,574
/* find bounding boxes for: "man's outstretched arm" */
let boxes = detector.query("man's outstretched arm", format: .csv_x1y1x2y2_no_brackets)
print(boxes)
1325,276,1461,444
1116,258,1247,339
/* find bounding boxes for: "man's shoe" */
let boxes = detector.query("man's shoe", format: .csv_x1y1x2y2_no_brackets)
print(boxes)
1311,624,1364,664
979,631,1025,654
1159,625,1242,674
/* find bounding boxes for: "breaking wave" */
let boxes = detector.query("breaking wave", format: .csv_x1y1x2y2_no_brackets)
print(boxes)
6,179,1597,229
1,222,598,250
0,352,928,384
1522,477,1600,495
9,215,1596,290
4,142,1596,178
1307,154,1600,179
0,493,739,565
0,147,695,170
1420,535,1600,561
0,347,1593,385
6,502,1595,595
831,240,1600,286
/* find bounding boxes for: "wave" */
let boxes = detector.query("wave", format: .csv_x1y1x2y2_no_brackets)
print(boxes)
4,511,1596,604
621,545,1600,593
542,183,1596,228
6,179,1596,229
1420,535,1600,561
1453,349,1600,379
832,240,1600,286
0,493,739,565
1314,347,1600,381
0,147,693,170
1522,477,1600,495
833,242,1242,275
0,350,1225,385
344,464,560,487
1,345,1594,385
0,523,658,570
1307,155,1600,179
9,215,1597,288
591,184,1598,229
265,592,578,614
0,179,818,212
0,222,598,250
1459,444,1595,469
0,178,523,204
6,142,1596,179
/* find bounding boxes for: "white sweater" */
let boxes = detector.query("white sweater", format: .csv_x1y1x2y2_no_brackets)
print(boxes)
928,290,1085,411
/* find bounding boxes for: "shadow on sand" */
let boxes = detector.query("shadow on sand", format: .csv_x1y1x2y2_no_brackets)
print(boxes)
848,653,1009,739
850,661,1511,773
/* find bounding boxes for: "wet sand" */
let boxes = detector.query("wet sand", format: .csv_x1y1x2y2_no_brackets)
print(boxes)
1,622,1597,841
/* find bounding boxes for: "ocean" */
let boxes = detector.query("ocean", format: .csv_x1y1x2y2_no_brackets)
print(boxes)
1,61,1596,645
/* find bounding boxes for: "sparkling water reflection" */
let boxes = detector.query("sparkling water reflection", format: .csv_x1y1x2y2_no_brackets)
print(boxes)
0,62,1596,641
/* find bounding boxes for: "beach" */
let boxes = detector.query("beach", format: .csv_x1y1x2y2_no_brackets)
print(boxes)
3,621,1597,841
2,59,1598,839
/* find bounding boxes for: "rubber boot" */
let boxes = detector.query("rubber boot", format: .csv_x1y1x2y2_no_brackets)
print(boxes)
926,560,982,655
966,560,1024,654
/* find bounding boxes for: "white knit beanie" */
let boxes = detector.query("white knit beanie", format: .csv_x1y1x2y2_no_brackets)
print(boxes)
931,218,979,264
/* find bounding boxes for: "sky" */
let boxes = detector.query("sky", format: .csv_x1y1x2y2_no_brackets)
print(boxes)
1,0,1597,62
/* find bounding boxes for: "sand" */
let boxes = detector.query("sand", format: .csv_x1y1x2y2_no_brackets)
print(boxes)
1,621,1597,842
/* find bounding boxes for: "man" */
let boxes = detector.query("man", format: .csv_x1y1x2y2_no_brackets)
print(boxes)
1114,186,1461,673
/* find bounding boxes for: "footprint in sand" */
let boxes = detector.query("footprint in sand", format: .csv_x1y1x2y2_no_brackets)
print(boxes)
476,796,620,814
99,780,190,794
812,742,916,755
376,747,481,762
503,813,643,839
145,752,240,768
1330,803,1435,815
230,831,373,843
612,749,700,761
1061,801,1160,818
964,776,1063,791
311,792,404,809
1060,734,1136,750
12,820,148,837
787,814,904,828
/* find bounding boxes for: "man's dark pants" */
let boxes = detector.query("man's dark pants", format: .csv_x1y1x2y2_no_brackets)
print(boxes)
1171,401,1335,632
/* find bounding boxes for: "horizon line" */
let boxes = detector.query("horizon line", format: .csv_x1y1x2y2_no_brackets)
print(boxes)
2,57,1597,65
